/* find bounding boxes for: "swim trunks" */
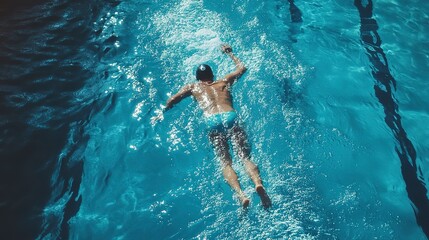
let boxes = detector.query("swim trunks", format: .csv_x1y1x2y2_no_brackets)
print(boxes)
206,111,237,132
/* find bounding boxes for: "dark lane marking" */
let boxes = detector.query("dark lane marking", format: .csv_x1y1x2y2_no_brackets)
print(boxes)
354,0,429,237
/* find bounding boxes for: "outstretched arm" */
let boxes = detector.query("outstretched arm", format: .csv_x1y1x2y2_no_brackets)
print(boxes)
165,84,192,110
221,44,247,85
151,84,192,124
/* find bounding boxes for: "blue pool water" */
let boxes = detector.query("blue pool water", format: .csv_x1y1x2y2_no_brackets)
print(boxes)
1,0,428,239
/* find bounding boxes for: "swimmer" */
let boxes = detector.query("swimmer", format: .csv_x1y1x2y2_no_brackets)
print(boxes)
152,44,271,209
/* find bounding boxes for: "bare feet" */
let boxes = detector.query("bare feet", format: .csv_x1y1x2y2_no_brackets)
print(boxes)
242,198,250,208
237,193,250,208
256,185,272,209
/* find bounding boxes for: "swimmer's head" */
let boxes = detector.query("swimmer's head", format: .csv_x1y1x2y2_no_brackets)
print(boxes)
196,64,214,81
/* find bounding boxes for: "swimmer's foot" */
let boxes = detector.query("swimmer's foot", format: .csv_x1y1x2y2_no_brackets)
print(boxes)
242,198,250,209
238,193,250,209
256,185,272,209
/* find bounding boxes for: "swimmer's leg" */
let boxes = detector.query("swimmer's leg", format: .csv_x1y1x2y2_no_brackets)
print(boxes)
209,131,250,208
231,125,272,208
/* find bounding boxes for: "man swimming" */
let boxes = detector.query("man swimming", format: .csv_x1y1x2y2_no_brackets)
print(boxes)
152,44,271,209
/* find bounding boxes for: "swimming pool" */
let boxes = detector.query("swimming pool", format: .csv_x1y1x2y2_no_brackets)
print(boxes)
1,0,428,239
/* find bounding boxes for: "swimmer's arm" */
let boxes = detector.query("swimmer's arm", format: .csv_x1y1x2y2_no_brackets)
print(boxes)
165,84,193,111
221,44,247,85
151,84,193,125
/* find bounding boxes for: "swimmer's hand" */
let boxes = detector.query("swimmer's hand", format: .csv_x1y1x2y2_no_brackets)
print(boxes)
150,108,165,125
221,44,232,54
150,113,163,125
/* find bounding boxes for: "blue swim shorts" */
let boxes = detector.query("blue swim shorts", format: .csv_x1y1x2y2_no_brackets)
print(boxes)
206,111,238,132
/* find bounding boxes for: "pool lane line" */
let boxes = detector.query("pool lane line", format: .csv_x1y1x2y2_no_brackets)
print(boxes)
354,0,429,237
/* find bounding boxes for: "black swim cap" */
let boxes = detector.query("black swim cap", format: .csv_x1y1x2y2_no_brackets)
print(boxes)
196,64,214,81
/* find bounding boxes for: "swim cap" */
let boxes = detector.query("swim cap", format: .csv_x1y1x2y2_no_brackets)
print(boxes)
196,64,214,81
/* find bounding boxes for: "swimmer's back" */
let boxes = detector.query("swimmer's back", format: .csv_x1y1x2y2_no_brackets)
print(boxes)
191,80,234,115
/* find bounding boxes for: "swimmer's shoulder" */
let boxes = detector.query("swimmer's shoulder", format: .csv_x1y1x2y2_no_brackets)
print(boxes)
189,81,228,92
213,79,230,86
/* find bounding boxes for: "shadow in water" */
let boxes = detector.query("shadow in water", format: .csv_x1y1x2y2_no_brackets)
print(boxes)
354,0,429,237
288,0,303,23
0,0,120,238
287,0,303,43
